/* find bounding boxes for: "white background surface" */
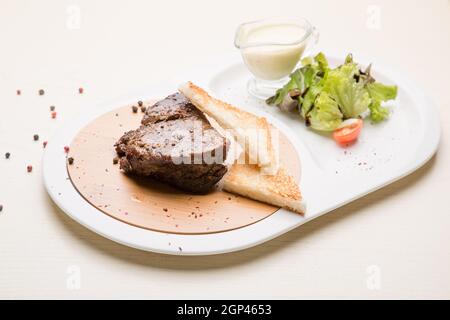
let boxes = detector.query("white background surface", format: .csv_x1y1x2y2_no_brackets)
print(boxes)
0,0,449,299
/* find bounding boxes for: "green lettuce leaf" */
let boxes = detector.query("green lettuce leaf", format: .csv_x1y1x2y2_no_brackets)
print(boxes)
366,82,398,122
266,69,304,105
314,52,329,72
268,52,329,109
307,92,343,131
301,82,322,118
323,68,371,118
298,52,330,118
368,100,389,122
366,82,398,102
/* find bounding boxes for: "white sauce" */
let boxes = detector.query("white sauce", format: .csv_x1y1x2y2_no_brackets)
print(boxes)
238,23,307,80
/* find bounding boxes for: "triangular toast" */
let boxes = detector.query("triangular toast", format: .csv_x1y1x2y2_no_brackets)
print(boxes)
223,162,305,214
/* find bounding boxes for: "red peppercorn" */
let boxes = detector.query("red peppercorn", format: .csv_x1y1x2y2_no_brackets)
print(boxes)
43,141,48,148
78,87,84,94
51,111,57,119
64,146,70,153
27,165,33,173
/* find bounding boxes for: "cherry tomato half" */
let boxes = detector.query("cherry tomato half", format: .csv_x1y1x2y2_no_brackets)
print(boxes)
333,119,363,144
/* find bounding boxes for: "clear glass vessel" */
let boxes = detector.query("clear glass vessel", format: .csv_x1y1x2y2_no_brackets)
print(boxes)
234,17,319,100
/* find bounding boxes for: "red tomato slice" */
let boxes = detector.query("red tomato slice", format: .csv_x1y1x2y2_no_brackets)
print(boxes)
333,119,363,144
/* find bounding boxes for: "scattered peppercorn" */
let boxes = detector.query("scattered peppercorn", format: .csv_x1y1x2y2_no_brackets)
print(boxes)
16,90,21,95
50,105,55,111
51,111,57,119
27,165,33,173
132,106,138,113
64,146,70,153
68,157,74,165
5,152,10,159
113,157,119,165
138,101,143,107
163,208,168,212
0,204,3,212
38,89,45,95
78,87,84,94
43,141,48,148
33,134,39,141
140,106,147,113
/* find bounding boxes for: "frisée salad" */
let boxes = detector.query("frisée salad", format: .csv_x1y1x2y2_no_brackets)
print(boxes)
266,53,398,144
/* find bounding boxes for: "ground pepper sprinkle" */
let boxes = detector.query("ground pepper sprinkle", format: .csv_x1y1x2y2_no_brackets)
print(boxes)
33,134,39,141
138,101,143,107
140,106,147,113
132,106,138,113
78,87,84,94
5,152,10,159
50,106,55,111
43,141,48,148
16,90,21,95
38,89,45,95
27,165,33,173
68,157,74,165
0,204,3,212
64,146,70,153
113,157,119,165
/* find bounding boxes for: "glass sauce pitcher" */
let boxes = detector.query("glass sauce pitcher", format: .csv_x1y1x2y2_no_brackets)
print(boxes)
234,18,319,99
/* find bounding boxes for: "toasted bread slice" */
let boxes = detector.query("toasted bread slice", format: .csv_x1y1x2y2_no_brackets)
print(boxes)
204,113,243,166
179,81,279,174
223,163,305,215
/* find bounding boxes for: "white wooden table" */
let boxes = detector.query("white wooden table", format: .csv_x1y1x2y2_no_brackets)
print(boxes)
1,0,449,299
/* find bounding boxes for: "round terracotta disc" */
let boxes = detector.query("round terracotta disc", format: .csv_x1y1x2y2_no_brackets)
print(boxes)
67,100,301,234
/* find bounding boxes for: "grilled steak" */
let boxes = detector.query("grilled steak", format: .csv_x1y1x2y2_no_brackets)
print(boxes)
115,93,229,193
141,92,194,125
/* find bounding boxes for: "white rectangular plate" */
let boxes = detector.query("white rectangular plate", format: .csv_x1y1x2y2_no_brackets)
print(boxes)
43,54,440,255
